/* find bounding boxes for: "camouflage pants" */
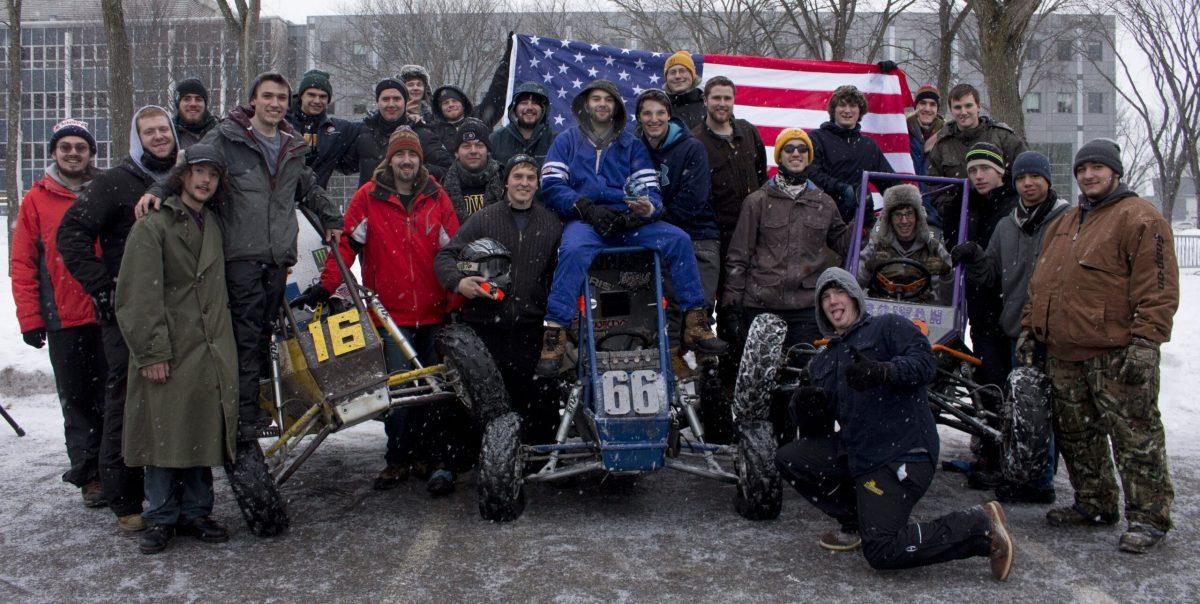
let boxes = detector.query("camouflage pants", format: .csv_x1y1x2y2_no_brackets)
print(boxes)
1047,351,1174,530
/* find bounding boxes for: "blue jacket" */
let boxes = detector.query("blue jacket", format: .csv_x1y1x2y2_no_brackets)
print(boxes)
639,118,718,241
808,268,940,475
540,126,663,220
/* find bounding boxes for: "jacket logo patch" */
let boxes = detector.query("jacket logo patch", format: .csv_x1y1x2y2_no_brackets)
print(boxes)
863,480,884,496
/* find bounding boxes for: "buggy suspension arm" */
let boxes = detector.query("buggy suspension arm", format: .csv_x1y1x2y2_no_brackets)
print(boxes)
928,390,1002,442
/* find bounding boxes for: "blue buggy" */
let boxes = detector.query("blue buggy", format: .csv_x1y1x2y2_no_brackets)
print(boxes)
476,247,781,522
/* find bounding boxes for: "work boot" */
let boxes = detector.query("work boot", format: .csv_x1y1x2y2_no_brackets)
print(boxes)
682,309,728,355
118,513,146,532
177,516,230,543
1046,503,1119,527
372,465,410,491
535,325,567,377
982,501,1015,581
995,481,1056,505
81,482,107,508
1118,524,1167,554
139,524,173,555
426,469,456,497
818,527,861,552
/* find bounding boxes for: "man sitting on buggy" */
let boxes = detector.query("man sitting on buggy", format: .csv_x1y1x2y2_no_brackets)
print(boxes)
857,184,952,304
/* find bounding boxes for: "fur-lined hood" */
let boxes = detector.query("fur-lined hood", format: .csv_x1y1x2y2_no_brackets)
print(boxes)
869,184,930,248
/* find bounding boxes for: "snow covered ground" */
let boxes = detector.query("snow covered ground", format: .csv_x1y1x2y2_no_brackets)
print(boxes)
1,233,1198,601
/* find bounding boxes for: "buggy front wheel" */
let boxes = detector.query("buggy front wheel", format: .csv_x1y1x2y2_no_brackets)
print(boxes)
734,419,782,520
477,412,526,522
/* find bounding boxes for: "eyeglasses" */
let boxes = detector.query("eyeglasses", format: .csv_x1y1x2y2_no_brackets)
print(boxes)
781,144,809,155
56,143,90,154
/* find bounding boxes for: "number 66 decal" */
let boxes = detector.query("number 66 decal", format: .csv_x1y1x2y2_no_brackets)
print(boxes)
601,370,663,415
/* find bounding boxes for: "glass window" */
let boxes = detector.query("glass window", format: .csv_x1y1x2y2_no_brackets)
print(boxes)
1056,93,1073,113
1024,92,1042,113
1025,41,1041,61
1086,41,1103,61
897,38,916,62
1088,92,1104,113
1056,40,1074,61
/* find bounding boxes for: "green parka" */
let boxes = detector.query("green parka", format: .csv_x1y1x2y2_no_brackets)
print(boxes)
116,196,238,468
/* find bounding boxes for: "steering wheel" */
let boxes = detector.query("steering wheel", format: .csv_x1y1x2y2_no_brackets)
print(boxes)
867,257,933,301
595,329,655,352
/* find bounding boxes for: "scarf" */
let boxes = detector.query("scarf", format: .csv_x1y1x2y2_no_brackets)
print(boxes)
175,111,216,135
1015,193,1057,234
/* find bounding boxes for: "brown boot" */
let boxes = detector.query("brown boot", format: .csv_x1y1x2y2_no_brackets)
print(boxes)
535,325,567,377
682,309,728,355
118,513,146,533
982,501,1015,581
81,482,107,508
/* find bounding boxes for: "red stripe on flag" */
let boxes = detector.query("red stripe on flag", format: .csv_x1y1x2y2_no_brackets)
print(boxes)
757,127,911,155
705,53,889,75
731,86,912,115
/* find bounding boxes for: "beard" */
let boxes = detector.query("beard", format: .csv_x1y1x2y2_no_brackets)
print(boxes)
56,161,89,179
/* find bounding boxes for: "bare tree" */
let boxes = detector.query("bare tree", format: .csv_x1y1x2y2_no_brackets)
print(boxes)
101,1,135,166
215,0,261,94
607,0,786,56
902,0,973,96
3,0,20,238
1114,105,1156,196
774,0,917,62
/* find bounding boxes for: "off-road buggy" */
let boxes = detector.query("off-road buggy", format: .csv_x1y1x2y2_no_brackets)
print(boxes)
475,247,781,522
733,172,1052,484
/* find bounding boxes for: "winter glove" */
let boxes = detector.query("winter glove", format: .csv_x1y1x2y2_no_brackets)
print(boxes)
1112,338,1159,386
846,348,890,390
876,60,898,73
618,210,651,231
716,304,744,345
22,328,46,349
575,198,625,237
840,184,857,210
290,284,332,310
91,288,116,324
951,241,985,266
1015,329,1038,367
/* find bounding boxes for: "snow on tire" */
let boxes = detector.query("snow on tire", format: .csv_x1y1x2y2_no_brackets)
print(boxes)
734,419,782,520
224,441,289,537
477,412,525,522
1001,366,1053,484
436,323,510,426
733,313,788,422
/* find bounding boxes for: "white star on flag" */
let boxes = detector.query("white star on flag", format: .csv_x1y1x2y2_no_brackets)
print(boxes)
560,39,571,47
587,67,599,77
635,58,645,70
571,78,582,88
543,48,554,58
649,74,661,84
604,56,615,66
632,85,645,95
530,36,541,45
621,48,631,54
529,58,540,68
553,114,565,126
542,72,553,83
590,44,600,51
557,64,569,74
617,70,630,81
651,52,662,58
573,52,585,63
556,88,567,98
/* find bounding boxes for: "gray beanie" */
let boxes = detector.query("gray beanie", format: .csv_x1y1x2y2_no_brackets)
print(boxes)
1073,138,1123,177
1011,151,1052,185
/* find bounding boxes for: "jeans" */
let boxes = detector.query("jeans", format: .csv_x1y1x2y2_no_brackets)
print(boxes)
142,465,214,526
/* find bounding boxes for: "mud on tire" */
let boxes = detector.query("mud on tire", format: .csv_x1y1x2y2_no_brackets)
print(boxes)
225,441,289,537
733,313,788,422
436,323,510,426
478,412,526,522
734,419,782,520
1001,366,1053,483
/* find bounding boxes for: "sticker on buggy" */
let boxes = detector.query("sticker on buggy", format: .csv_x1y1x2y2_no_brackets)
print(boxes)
601,370,665,415
307,308,367,362
864,301,950,328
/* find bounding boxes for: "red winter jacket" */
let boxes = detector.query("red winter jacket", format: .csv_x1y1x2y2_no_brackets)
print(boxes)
10,171,99,332
320,172,460,327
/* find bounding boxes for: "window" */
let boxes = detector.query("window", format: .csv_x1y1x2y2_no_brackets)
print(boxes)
1056,92,1074,113
1086,41,1103,62
353,103,367,115
1056,40,1074,61
1024,41,1041,61
1088,92,1104,113
1025,92,1042,113
897,38,916,62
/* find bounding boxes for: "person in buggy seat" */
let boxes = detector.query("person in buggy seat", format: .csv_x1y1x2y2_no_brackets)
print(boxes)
857,184,951,304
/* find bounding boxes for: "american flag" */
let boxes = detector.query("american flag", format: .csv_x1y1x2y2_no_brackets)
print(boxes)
498,33,915,175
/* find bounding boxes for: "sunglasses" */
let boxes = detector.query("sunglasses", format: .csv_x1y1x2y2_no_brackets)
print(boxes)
56,143,90,154
781,144,809,155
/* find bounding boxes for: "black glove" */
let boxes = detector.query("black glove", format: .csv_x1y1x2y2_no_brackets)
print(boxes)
951,241,984,266
91,288,116,324
619,210,651,230
876,60,898,73
290,284,331,309
22,328,46,349
846,348,889,390
575,198,624,237
716,304,744,344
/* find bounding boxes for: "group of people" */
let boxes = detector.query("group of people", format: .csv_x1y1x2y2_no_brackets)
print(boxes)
10,51,1177,577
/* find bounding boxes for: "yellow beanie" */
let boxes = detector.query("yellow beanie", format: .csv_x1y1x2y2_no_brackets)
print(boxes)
774,128,813,166
664,51,697,81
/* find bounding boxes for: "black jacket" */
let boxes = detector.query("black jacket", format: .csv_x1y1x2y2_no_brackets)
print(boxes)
57,157,154,297
666,87,706,130
427,85,475,178
284,107,359,188
490,81,556,166
693,118,768,236
807,121,896,222
434,200,562,328
947,181,1020,331
341,111,448,187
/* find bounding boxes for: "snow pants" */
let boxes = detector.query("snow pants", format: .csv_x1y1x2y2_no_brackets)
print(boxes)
776,435,992,570
472,322,561,445
100,322,144,517
545,221,706,326
46,325,107,487
225,261,288,437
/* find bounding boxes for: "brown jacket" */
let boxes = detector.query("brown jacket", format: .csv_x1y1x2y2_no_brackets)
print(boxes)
1021,187,1179,361
723,179,851,310
693,118,768,236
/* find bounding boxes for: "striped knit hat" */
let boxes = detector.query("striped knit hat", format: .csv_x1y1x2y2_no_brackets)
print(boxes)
965,142,1005,175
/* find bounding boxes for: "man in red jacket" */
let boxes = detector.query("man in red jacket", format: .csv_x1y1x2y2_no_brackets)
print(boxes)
9,119,108,508
294,127,466,495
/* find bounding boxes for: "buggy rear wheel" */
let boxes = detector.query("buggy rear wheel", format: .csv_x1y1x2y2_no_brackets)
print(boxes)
436,323,510,426
734,419,782,520
733,313,788,422
477,412,526,522
225,441,289,537
1001,366,1054,483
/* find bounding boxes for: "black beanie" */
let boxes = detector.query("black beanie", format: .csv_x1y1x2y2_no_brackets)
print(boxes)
48,118,97,155
174,78,209,107
453,118,492,152
504,153,538,179
298,69,333,98
375,78,408,102
1073,138,1123,177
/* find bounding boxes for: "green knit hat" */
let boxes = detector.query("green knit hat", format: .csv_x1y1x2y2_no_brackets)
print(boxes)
298,69,332,98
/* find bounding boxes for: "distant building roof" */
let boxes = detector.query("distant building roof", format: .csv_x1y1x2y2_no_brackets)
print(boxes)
17,0,219,22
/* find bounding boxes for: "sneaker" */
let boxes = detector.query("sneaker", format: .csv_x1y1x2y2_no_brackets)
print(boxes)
372,465,410,491
177,516,230,543
818,528,861,552
139,524,173,554
1118,524,1166,554
118,513,146,532
81,482,107,508
426,469,456,497
982,501,1015,581
1046,503,1119,527
995,482,1056,505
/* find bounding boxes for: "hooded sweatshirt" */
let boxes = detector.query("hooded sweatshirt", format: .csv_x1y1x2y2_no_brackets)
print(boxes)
490,82,556,165
128,105,179,183
638,117,717,240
